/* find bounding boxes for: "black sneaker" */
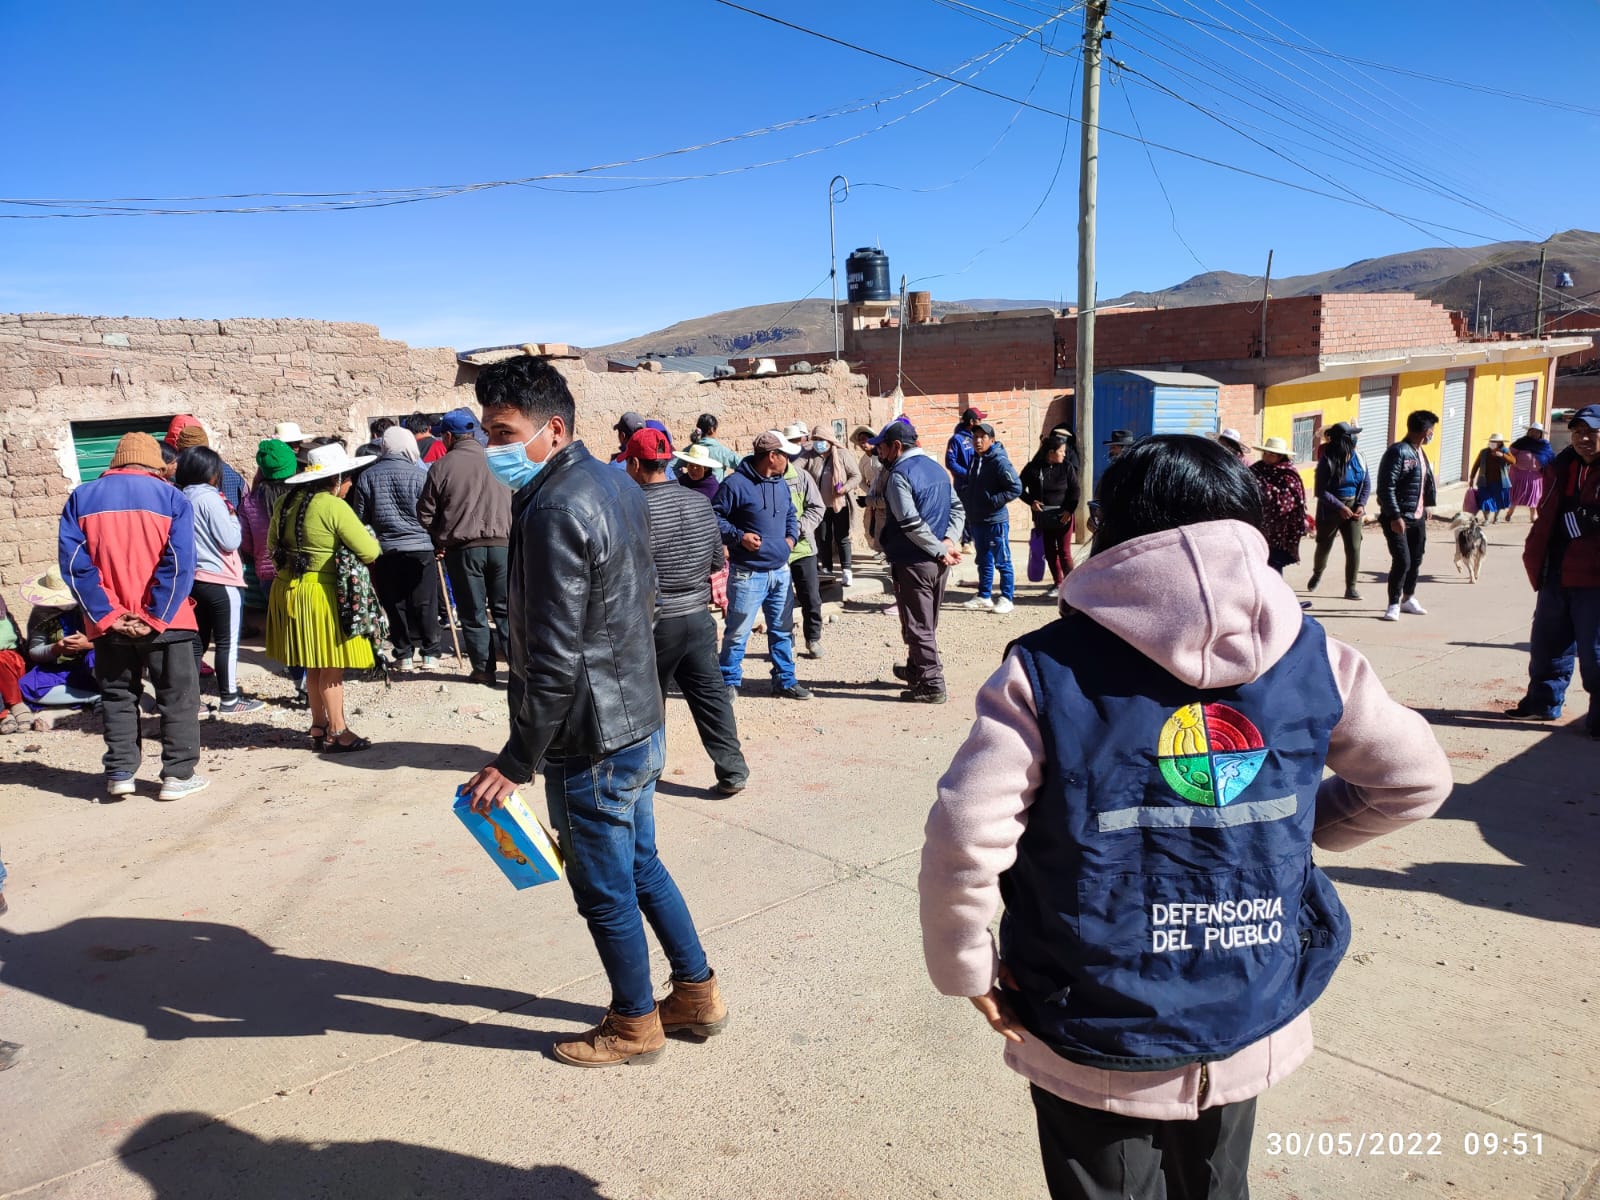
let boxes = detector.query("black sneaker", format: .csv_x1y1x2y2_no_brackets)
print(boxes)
1306,573,1322,591
892,663,912,681
1344,589,1362,600
715,779,747,797
1504,705,1559,721
772,683,813,701
900,686,947,705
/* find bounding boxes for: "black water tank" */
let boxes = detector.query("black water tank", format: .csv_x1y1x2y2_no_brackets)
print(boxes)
846,247,891,303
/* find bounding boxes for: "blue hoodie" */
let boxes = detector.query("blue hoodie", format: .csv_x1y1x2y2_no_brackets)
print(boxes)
712,457,799,571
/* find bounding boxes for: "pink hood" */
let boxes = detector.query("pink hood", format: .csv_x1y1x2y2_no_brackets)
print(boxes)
1059,520,1302,689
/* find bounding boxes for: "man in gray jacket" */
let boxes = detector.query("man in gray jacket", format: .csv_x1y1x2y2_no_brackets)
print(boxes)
417,409,511,684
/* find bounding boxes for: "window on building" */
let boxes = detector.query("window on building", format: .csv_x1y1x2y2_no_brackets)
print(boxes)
70,416,177,484
1291,413,1322,465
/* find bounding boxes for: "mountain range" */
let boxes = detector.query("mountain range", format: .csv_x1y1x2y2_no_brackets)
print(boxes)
589,230,1600,363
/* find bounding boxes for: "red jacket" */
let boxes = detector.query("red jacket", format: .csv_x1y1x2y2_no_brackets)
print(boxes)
1523,449,1600,589
59,468,199,636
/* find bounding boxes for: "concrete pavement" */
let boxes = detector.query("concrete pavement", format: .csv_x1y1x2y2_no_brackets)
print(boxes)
0,516,1595,1199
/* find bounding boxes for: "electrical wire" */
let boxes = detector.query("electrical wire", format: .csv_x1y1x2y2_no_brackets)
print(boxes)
1113,70,1209,278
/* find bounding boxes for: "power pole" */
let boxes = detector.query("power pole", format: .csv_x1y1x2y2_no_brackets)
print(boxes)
828,175,849,360
1257,249,1273,359
1073,0,1106,544
1535,245,1548,337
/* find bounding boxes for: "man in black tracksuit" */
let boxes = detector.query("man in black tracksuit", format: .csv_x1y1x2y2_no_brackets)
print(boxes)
1375,409,1438,622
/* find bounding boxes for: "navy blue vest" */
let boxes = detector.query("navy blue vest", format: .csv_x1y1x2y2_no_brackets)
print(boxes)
880,452,953,565
1003,613,1351,1071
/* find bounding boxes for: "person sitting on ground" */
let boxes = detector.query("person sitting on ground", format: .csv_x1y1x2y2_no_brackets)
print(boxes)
0,593,31,735
689,413,740,479
350,426,443,672
1020,434,1080,599
267,443,382,753
673,442,723,501
1468,433,1515,523
19,568,100,723
959,423,1022,615
177,446,263,714
919,433,1451,1200
1249,436,1308,576
799,424,861,588
59,432,207,802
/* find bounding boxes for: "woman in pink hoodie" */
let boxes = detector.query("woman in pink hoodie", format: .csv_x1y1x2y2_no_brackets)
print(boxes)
919,435,1450,1200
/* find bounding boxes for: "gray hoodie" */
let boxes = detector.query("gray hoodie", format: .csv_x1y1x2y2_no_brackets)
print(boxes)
182,483,244,587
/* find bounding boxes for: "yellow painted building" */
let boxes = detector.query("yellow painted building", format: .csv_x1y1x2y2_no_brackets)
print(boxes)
1261,341,1584,487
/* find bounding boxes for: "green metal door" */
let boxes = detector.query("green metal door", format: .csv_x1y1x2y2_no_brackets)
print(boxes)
71,416,176,482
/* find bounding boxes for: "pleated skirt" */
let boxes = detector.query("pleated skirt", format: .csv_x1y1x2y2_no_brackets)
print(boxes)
266,572,374,670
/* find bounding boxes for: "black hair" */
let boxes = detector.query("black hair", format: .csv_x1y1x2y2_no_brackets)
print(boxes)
404,412,434,436
1092,434,1263,555
475,357,577,431
174,445,223,490
369,416,395,439
159,442,179,466
1407,409,1440,434
1323,423,1356,484
697,413,718,435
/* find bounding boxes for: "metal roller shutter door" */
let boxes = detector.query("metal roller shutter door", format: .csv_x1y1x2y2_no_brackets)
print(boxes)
1513,379,1537,433
1357,379,1392,467
1438,371,1469,484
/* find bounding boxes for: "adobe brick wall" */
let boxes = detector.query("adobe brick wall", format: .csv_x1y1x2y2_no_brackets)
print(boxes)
0,313,877,618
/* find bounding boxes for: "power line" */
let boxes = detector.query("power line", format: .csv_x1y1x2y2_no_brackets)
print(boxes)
1113,71,1209,278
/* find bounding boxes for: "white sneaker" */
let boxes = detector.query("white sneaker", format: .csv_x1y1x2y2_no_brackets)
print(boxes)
421,655,440,668
158,775,210,802
992,597,1015,615
106,775,137,799
1380,604,1401,622
1045,586,1059,599
1400,596,1427,615
842,569,853,587
962,596,996,611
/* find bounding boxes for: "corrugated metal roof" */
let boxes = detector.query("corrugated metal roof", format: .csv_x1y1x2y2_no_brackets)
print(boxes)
1101,368,1223,388
609,355,732,376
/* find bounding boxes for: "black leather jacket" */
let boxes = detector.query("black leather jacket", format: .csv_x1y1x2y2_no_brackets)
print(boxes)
495,440,662,781
1375,439,1438,523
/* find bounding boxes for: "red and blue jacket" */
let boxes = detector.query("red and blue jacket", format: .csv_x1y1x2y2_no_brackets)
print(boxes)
59,468,198,637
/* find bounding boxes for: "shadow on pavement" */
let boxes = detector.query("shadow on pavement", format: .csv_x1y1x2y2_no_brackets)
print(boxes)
119,1113,613,1199
1322,725,1600,931
0,917,599,1045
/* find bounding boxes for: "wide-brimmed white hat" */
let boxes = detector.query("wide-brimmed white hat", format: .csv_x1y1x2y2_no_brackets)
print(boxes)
1253,436,1293,459
782,422,811,444
1488,432,1506,443
1527,422,1545,433
21,565,74,609
285,443,376,485
272,421,309,444
673,443,720,471
1210,427,1246,452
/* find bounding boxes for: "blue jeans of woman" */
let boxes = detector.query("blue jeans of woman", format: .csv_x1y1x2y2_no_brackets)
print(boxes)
973,518,1015,601
542,727,711,1017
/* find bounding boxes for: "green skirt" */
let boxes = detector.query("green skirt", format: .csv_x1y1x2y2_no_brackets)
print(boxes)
266,572,374,670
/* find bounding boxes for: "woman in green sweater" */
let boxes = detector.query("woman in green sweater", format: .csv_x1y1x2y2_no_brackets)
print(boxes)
267,444,380,751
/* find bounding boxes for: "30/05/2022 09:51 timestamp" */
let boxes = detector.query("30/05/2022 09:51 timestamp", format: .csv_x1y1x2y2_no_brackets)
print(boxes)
1263,1131,1545,1158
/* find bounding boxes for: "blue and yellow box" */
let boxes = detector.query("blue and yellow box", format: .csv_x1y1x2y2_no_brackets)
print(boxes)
453,787,565,890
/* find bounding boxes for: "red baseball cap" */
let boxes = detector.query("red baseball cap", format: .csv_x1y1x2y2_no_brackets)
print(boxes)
625,428,673,463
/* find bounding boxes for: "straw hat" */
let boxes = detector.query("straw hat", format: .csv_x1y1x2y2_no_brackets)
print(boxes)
285,442,376,485
21,565,74,609
1210,427,1246,453
272,421,309,444
782,422,811,444
1488,433,1505,444
1253,436,1293,458
672,443,721,471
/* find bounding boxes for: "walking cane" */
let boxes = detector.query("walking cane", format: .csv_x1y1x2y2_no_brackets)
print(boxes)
436,558,464,664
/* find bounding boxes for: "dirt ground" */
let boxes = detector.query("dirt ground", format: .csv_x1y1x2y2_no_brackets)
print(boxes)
1,521,1596,1199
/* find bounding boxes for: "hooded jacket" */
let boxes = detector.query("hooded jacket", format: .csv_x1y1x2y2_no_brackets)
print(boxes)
919,521,1450,1118
959,442,1022,525
712,458,799,572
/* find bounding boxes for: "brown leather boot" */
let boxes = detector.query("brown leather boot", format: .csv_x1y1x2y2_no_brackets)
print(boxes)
552,1010,666,1068
657,970,728,1038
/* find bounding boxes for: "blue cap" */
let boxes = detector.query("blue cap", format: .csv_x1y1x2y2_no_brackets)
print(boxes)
1568,405,1600,431
643,419,674,449
433,407,478,436
869,419,919,448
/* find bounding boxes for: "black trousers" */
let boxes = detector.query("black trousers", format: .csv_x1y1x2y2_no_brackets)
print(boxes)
95,632,201,781
445,545,509,672
790,554,823,646
371,549,443,658
655,611,748,789
816,507,853,573
1382,517,1428,604
189,580,242,701
890,559,949,692
1032,1085,1256,1200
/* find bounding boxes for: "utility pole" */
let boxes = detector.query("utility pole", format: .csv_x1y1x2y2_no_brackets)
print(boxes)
1473,278,1482,337
1073,0,1106,544
828,175,849,360
1535,245,1548,337
1258,249,1273,358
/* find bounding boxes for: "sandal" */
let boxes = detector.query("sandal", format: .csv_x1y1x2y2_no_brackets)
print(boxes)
323,729,372,754
308,726,328,751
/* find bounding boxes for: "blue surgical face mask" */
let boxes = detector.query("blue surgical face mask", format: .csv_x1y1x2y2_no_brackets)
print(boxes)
485,420,551,490
812,441,829,454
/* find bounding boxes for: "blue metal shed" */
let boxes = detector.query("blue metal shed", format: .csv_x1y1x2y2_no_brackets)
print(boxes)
1093,369,1222,477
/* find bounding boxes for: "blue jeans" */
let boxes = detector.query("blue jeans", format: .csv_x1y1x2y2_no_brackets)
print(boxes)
973,519,1015,601
543,727,710,1017
1521,584,1600,730
718,564,796,688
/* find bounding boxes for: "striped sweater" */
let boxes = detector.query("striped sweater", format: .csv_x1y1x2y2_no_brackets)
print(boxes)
60,467,198,636
640,480,725,619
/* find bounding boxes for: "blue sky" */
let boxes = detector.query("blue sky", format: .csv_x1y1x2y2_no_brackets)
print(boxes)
4,0,1597,348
